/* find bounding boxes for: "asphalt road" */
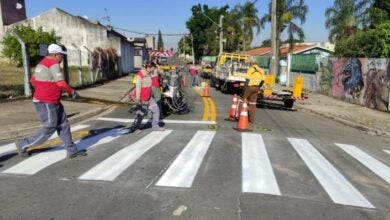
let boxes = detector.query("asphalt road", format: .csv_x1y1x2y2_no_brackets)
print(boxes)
0,80,389,220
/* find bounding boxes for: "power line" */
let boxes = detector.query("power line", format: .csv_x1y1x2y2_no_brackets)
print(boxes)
112,26,189,36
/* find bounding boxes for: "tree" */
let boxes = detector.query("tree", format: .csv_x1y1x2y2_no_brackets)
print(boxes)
260,0,308,66
364,0,390,28
334,21,390,57
186,4,229,59
1,25,60,66
232,1,261,51
157,30,164,51
325,0,371,43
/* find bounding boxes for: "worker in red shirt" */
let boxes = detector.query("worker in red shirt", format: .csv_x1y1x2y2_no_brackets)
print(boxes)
189,63,198,86
15,43,87,159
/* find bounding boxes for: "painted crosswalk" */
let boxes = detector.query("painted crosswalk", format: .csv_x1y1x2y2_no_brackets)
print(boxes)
79,130,172,181
1,124,389,210
242,133,280,195
3,128,119,175
156,130,215,187
0,124,90,158
288,138,374,209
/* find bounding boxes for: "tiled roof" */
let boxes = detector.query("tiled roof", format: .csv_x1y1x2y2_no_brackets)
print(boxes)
245,44,320,56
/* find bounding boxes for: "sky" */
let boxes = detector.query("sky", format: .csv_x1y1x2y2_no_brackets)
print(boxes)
26,0,335,50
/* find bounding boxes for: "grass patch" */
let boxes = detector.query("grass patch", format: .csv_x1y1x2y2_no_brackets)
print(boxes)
0,61,25,98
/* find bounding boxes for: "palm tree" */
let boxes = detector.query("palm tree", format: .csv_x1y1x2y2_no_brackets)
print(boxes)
233,1,261,51
325,0,371,43
260,0,308,76
260,0,308,51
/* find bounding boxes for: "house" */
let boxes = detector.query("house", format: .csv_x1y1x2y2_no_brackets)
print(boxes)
6,7,137,74
245,43,334,91
0,0,27,53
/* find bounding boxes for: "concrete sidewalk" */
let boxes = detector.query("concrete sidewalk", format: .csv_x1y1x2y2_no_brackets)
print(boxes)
294,91,390,137
0,75,389,141
0,76,133,141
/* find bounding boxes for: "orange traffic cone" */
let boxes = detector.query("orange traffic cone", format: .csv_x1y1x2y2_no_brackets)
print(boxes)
234,99,251,132
202,83,210,97
225,94,238,121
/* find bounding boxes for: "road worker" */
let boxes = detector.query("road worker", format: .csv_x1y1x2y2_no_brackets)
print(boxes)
241,58,265,124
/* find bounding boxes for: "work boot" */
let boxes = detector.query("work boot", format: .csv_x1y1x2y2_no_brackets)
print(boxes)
67,149,87,159
15,140,29,158
152,126,165,131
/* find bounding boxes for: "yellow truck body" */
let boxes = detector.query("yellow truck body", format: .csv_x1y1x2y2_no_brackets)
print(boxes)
210,52,251,92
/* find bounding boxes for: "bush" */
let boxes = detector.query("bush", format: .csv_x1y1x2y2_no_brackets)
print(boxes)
335,21,390,58
1,24,61,66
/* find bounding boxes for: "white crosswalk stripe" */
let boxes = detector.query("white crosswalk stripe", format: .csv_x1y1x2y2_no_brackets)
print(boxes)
242,133,280,195
2,128,119,175
156,130,215,188
79,130,172,181
336,143,390,183
2,127,388,209
288,138,374,209
384,149,390,155
0,124,90,158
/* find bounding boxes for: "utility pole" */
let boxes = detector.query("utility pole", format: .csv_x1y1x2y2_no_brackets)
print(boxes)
270,0,277,75
200,12,224,55
191,34,195,65
102,8,111,26
219,15,224,55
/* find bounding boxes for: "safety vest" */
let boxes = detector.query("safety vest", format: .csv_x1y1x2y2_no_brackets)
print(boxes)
246,64,265,86
135,71,152,102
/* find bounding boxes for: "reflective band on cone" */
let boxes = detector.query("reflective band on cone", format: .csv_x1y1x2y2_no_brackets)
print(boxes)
226,94,239,121
234,99,251,132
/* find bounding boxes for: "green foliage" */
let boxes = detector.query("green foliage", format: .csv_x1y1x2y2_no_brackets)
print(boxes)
334,21,390,57
320,62,332,94
1,24,60,66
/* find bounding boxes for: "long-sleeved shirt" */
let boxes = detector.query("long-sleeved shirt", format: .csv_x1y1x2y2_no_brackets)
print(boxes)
31,56,74,104
246,64,265,86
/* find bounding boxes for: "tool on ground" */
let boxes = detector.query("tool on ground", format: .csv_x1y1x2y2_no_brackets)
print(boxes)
234,99,251,132
62,96,135,107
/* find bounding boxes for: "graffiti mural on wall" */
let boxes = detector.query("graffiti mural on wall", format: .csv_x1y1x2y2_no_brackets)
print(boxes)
363,59,389,111
324,58,390,112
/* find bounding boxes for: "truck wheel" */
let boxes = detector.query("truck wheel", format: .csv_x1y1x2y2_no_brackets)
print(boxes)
284,99,294,108
210,78,215,87
215,80,221,90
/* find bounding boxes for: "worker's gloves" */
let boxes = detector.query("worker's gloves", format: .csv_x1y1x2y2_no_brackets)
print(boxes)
72,90,80,99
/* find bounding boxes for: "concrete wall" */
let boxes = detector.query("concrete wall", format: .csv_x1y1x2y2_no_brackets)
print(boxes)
23,8,120,67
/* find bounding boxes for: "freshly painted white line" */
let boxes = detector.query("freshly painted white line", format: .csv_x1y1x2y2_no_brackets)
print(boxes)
97,117,217,125
156,130,216,188
384,150,390,155
288,138,374,209
0,124,90,158
2,128,118,175
79,130,172,181
336,143,390,183
242,133,281,195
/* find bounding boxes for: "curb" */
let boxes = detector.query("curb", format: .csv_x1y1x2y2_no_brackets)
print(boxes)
296,106,390,138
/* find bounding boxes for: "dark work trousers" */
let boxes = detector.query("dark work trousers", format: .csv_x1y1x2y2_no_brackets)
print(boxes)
190,74,197,86
242,86,259,123
132,98,160,130
152,87,163,120
20,102,78,155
